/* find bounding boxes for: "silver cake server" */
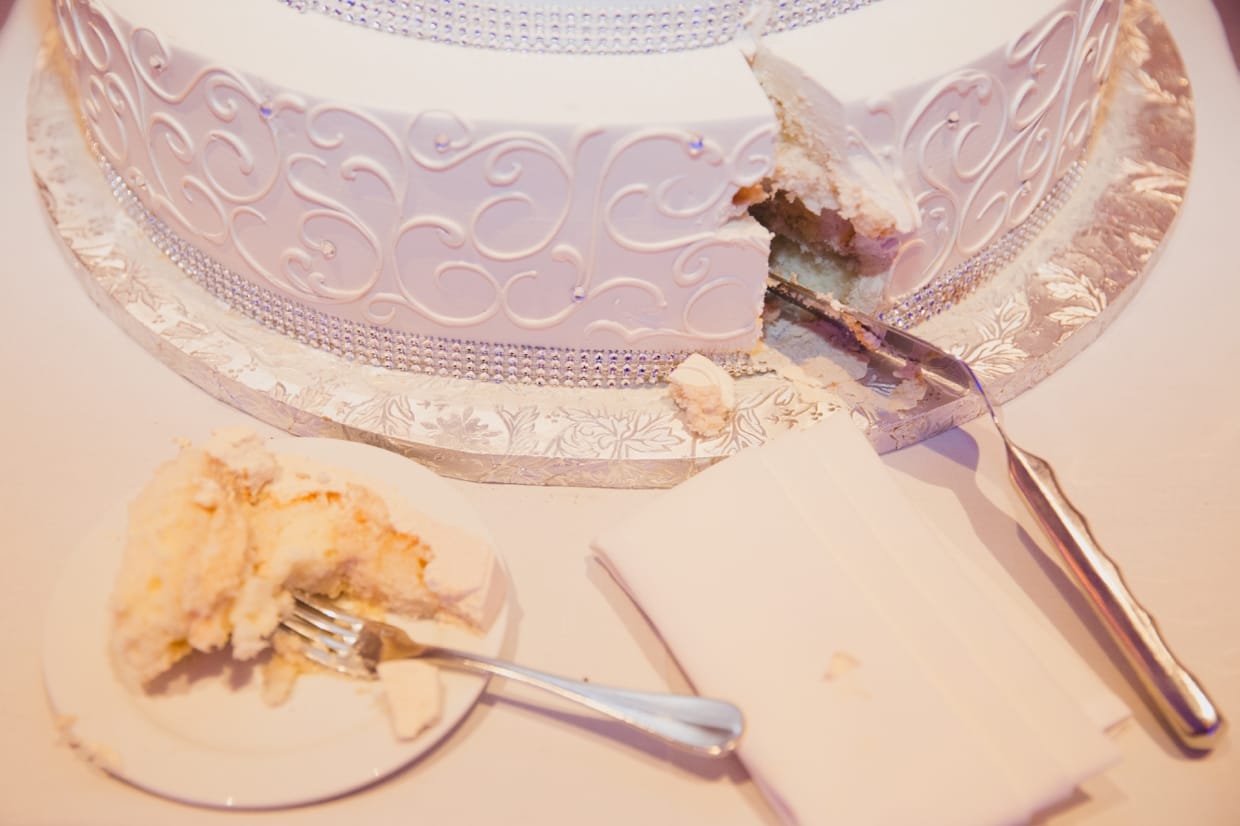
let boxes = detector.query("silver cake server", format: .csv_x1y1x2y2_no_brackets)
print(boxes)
767,273,1225,752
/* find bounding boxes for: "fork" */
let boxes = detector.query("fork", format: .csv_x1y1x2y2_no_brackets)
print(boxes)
279,593,744,756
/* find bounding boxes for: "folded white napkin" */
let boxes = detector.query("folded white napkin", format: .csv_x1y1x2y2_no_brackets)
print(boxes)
592,413,1126,826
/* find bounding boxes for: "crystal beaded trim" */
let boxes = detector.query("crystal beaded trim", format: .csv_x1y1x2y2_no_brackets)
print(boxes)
277,0,879,54
94,152,757,387
89,140,1081,385
878,162,1086,330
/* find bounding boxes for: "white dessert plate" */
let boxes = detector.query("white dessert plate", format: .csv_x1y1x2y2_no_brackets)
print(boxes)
42,436,511,810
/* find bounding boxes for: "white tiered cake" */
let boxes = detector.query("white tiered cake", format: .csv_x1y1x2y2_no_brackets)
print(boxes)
52,0,1123,384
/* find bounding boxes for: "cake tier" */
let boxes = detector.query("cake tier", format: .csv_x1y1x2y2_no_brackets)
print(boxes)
54,0,1122,372
758,0,1123,323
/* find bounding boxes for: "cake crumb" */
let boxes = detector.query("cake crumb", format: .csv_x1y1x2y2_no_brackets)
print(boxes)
892,362,922,380
55,714,121,773
668,354,736,438
888,375,929,411
823,651,861,681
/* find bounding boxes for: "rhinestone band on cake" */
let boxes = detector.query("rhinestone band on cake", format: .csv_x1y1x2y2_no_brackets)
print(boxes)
878,163,1086,330
95,146,761,388
278,0,879,54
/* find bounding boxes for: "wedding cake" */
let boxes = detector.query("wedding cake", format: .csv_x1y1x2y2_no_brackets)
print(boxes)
52,0,1123,386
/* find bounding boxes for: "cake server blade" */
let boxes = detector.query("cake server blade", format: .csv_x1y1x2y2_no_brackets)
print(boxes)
767,273,1225,752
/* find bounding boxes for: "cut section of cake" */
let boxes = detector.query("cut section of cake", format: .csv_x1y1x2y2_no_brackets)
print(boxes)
751,0,1123,322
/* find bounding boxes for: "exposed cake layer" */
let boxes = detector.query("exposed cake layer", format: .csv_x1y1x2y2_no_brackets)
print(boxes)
283,0,883,54
54,0,1123,369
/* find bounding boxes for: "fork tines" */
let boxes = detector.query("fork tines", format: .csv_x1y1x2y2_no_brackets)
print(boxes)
279,593,368,675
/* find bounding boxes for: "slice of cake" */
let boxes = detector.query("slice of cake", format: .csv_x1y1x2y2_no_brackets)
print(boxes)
109,428,503,721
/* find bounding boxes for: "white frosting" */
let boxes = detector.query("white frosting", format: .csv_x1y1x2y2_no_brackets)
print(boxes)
55,0,1121,359
377,660,444,740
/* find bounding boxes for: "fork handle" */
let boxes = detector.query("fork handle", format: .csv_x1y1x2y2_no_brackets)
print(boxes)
420,646,743,756
1004,439,1224,751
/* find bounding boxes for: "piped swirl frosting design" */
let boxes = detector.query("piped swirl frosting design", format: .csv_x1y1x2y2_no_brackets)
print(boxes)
56,0,775,356
54,0,1122,370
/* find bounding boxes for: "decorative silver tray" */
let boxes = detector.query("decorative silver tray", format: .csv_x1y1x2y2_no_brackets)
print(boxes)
27,3,1192,488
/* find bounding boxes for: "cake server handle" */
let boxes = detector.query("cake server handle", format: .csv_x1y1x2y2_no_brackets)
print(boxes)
766,272,1224,750
1002,434,1224,751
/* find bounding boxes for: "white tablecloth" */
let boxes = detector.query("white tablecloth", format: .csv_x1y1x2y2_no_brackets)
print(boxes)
3,0,1237,823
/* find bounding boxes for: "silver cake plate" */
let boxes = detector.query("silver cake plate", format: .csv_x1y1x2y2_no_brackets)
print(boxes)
27,2,1191,488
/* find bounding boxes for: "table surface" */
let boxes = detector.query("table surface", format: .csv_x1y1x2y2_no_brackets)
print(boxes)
4,1,1238,823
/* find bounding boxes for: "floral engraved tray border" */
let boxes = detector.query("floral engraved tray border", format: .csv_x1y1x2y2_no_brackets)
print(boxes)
27,1,1191,488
